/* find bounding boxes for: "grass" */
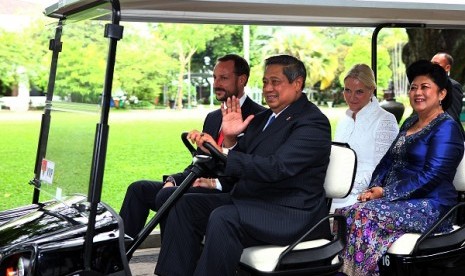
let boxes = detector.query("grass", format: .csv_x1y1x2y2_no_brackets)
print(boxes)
0,119,41,210
102,115,201,211
0,108,202,212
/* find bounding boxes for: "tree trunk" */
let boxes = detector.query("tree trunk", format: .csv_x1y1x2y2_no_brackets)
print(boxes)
402,29,465,85
176,62,185,110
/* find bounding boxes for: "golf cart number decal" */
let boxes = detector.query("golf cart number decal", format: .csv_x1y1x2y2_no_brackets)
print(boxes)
40,159,55,184
381,255,390,266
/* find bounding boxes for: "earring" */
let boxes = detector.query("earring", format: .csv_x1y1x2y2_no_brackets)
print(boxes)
439,99,442,106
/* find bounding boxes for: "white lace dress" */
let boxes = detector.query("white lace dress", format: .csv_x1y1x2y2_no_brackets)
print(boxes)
330,96,399,212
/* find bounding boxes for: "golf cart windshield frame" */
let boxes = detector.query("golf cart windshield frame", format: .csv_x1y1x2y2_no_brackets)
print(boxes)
32,0,123,271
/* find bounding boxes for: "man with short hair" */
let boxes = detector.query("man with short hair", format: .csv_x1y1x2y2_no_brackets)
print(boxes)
155,54,332,276
431,52,464,133
119,54,265,238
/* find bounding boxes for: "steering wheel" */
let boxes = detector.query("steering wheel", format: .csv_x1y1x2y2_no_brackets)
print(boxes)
181,132,197,157
181,132,226,176
181,132,227,163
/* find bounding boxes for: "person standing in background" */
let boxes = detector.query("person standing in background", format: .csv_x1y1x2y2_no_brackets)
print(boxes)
431,52,464,135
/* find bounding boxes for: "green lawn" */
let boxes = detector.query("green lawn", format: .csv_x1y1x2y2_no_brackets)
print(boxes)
0,109,202,212
0,119,40,210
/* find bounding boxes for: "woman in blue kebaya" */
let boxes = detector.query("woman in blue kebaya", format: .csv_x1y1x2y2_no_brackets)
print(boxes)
336,60,464,276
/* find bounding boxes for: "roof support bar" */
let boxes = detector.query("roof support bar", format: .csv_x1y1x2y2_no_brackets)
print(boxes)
371,23,425,96
81,0,124,274
30,20,64,204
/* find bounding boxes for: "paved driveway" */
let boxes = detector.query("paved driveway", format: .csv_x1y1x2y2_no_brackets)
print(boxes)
129,248,159,276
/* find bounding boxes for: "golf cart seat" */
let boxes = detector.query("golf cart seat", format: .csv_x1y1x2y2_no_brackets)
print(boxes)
378,152,465,276
238,142,357,275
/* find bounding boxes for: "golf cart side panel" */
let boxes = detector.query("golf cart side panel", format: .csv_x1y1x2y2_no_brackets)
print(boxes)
0,196,124,275
0,230,124,275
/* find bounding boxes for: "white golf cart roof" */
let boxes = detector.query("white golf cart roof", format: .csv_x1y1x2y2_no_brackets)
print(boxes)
44,0,465,27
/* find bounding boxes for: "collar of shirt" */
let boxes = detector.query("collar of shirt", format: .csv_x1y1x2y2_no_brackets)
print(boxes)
272,105,289,119
345,95,380,120
221,94,247,109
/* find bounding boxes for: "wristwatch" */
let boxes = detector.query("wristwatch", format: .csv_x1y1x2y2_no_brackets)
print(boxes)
164,176,176,186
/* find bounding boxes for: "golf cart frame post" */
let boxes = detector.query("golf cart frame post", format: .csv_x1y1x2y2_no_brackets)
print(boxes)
35,0,124,273
30,20,63,204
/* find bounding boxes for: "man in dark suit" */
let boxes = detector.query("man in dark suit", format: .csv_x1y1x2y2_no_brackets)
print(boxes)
431,52,464,134
154,54,332,276
119,54,265,238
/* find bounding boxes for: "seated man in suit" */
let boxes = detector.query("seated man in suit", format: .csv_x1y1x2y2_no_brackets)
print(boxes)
119,54,265,238
155,54,332,276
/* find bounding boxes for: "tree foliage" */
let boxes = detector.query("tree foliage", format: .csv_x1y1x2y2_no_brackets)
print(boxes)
0,17,436,107
403,29,465,85
157,24,218,109
115,23,177,104
55,22,107,101
263,27,339,90
0,17,53,96
341,37,392,90
0,30,29,94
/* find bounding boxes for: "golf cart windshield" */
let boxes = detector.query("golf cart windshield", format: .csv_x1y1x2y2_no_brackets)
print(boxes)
35,18,108,205
38,97,100,201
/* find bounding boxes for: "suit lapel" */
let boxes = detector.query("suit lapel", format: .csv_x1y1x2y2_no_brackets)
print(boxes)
241,97,253,116
246,95,307,152
204,110,222,141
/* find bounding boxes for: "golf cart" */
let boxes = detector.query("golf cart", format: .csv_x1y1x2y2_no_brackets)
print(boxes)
1,0,465,275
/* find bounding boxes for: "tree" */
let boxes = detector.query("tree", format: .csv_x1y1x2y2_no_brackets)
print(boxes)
0,30,29,95
246,25,278,90
48,21,108,101
115,23,177,104
157,24,217,110
21,18,55,94
262,27,339,90
377,28,409,97
403,29,465,84
194,25,244,72
341,35,392,92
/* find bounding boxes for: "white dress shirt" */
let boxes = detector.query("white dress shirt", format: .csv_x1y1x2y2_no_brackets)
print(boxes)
330,96,399,211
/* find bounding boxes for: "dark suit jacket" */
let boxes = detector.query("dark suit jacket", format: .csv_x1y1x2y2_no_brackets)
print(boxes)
446,78,464,135
171,96,266,192
226,94,332,245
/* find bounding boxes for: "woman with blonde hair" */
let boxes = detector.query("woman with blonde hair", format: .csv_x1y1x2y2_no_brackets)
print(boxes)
331,63,399,211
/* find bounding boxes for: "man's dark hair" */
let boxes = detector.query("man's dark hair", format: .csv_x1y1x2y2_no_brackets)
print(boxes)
217,54,250,85
264,55,307,90
406,59,452,110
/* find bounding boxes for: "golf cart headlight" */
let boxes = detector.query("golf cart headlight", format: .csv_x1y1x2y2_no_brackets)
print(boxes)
4,254,30,276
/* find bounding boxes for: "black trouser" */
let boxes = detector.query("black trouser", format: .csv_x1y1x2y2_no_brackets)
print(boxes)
119,180,163,238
